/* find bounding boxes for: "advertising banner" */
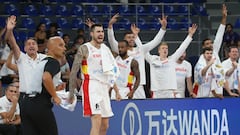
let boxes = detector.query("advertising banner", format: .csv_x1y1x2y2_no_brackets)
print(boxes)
53,98,239,135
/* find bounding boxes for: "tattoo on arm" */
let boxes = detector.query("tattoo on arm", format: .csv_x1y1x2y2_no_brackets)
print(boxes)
69,45,88,97
131,59,140,92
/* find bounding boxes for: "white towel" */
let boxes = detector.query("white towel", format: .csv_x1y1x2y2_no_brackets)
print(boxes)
194,54,206,85
56,90,77,112
101,44,120,87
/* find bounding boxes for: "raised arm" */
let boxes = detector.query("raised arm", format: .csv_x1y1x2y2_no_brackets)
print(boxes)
69,45,88,99
201,58,215,76
6,51,18,73
0,27,6,42
225,61,237,77
171,24,197,61
141,15,167,52
213,4,227,53
135,15,167,54
131,24,141,46
127,59,140,99
85,18,95,28
5,15,21,60
108,13,120,53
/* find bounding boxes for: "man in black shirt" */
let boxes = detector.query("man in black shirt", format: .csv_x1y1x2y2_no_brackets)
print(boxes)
20,36,66,135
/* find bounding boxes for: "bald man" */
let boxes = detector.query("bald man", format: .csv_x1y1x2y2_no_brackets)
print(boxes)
21,36,66,135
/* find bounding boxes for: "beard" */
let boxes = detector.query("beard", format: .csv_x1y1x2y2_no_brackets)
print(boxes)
119,52,127,57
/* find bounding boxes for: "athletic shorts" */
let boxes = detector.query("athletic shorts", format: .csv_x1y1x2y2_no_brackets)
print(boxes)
81,79,113,118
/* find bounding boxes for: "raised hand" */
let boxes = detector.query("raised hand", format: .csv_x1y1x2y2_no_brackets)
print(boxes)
222,4,227,18
131,24,140,36
108,13,120,28
232,61,238,69
9,95,18,104
158,14,167,30
188,23,198,37
6,15,16,30
53,96,61,105
85,18,95,28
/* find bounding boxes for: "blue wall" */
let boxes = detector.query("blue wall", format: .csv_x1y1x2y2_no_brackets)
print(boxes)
53,98,239,135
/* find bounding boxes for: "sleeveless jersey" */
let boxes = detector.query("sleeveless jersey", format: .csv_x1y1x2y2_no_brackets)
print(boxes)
115,56,134,89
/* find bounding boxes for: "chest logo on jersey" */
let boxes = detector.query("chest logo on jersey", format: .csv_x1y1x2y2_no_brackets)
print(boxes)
118,63,128,68
176,67,187,72
92,54,101,58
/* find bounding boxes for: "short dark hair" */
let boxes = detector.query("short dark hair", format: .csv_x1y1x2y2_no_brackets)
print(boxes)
49,23,59,29
123,31,133,37
24,37,37,46
202,38,211,46
226,23,233,29
90,24,103,32
228,46,238,53
62,34,69,38
202,47,213,54
118,40,129,47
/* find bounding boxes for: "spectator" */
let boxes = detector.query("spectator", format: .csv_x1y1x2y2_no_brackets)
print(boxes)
222,23,240,59
222,46,240,97
0,83,21,135
46,23,59,39
34,23,47,53
66,35,86,67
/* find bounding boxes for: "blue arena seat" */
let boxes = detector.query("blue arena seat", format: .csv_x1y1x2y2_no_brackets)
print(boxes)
149,5,161,15
164,5,175,15
162,0,174,3
151,0,164,2
40,18,52,29
137,18,148,30
119,18,131,30
18,31,28,42
180,17,192,29
234,18,240,28
56,5,70,16
177,5,189,14
72,18,84,29
119,5,134,15
57,18,70,29
24,4,38,16
90,17,99,24
5,4,19,16
102,5,115,14
167,18,179,30
0,17,5,27
192,4,208,16
22,18,36,29
40,5,54,16
28,31,35,38
87,5,100,15
136,5,148,15
71,5,83,16
150,18,161,30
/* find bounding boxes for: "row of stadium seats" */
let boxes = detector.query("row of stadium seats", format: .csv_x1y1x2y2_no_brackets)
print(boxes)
3,3,208,17
0,16,192,30
0,0,204,3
